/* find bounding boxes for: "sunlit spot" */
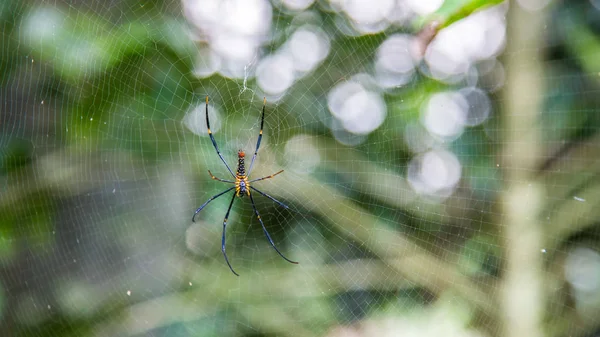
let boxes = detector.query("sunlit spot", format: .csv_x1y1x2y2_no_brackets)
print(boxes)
342,0,394,25
407,150,462,198
422,92,467,140
424,6,506,82
405,0,444,15
327,77,386,135
287,26,330,73
564,247,600,312
459,87,492,126
212,34,258,63
64,41,107,74
255,25,329,97
375,34,417,88
385,1,412,25
23,7,65,42
256,54,296,96
183,0,272,78
332,0,395,33
281,0,316,11
184,103,222,137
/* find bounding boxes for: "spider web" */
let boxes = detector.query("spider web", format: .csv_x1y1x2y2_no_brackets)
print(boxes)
1,0,600,336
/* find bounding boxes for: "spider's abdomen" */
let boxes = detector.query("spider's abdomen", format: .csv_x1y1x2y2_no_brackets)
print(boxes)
235,176,249,197
235,150,250,197
238,179,248,196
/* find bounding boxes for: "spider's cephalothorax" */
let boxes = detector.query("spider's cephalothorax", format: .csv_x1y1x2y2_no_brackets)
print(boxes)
192,96,298,276
235,150,250,197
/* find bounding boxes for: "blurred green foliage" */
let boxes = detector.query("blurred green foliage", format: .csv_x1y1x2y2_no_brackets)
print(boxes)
1,0,600,336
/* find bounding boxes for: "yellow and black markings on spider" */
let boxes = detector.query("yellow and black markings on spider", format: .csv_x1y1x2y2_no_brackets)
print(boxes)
192,96,297,276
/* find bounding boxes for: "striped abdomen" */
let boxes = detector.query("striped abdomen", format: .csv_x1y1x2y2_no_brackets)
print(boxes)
235,150,249,196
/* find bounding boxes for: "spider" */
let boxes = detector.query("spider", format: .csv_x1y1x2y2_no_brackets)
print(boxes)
192,96,298,276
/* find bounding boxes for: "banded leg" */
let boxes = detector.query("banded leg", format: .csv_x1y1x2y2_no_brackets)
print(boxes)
249,193,298,265
247,97,266,178
192,186,235,222
250,186,290,210
249,170,283,183
208,170,235,183
221,193,239,276
206,96,236,178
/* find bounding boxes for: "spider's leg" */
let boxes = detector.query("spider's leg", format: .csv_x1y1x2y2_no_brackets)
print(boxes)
221,192,239,276
192,186,235,222
250,186,290,210
249,170,283,183
206,96,236,178
249,192,298,265
247,97,266,178
208,170,235,183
